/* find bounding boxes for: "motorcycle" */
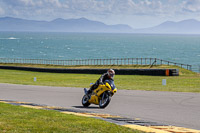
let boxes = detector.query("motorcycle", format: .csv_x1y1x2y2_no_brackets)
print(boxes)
82,79,117,108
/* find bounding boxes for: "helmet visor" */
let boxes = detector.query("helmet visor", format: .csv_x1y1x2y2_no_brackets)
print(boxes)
109,73,114,78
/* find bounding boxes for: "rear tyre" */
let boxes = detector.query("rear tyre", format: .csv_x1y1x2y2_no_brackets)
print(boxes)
82,95,91,107
99,92,111,108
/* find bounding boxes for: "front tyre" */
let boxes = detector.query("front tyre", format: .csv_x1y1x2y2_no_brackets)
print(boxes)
99,92,111,108
82,95,91,107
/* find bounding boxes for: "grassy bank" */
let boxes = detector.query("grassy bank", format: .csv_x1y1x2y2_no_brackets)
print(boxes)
0,63,192,70
0,66,199,92
0,102,139,133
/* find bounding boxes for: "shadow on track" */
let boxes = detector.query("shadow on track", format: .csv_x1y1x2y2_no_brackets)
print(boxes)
72,106,100,109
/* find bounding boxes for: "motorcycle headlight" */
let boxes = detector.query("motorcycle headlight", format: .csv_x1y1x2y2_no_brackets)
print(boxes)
112,88,117,93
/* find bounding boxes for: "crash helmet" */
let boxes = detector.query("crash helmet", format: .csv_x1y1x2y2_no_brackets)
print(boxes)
107,69,115,78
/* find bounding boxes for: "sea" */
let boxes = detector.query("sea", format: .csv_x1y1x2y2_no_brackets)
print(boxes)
0,32,199,72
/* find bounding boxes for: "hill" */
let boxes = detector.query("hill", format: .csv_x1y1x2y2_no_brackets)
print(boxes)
1,17,200,34
0,17,133,33
134,19,200,34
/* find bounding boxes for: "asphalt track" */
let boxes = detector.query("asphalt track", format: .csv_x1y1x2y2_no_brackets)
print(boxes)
0,83,200,130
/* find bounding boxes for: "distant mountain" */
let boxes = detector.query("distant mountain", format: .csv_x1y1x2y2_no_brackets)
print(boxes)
1,17,200,34
0,17,133,33
134,19,200,34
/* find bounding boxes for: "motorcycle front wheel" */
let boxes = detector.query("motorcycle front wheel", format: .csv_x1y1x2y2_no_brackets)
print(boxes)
82,95,91,107
99,92,111,108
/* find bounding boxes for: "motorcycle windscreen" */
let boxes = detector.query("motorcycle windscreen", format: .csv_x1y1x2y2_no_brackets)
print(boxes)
104,79,116,90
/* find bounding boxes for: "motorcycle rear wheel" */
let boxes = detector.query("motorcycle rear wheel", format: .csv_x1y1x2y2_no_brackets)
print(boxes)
82,95,91,107
99,92,111,108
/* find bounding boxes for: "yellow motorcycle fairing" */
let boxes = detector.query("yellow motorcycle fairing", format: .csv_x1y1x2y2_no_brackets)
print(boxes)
88,82,116,105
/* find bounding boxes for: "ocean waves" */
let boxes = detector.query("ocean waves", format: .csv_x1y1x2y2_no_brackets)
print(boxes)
0,37,19,40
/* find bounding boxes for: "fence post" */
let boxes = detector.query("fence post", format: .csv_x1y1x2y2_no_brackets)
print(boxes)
150,58,152,65
199,65,200,73
0,58,194,71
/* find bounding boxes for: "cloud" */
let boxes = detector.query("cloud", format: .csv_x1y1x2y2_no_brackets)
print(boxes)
0,0,200,28
182,0,200,12
0,0,67,20
1,0,199,18
2,0,62,8
0,7,5,15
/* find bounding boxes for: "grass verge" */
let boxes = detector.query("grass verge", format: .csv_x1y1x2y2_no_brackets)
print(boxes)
0,63,194,70
0,102,140,133
0,66,199,92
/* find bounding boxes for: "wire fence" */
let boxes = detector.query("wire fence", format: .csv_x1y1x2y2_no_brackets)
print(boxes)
192,65,200,73
0,58,193,71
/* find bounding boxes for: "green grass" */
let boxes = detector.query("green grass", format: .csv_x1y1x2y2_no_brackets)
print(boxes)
0,63,193,70
0,102,140,133
0,67,199,92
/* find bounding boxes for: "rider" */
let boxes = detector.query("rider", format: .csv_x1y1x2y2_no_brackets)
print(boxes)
87,69,115,94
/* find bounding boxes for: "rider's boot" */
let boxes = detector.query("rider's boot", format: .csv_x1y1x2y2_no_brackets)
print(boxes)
87,89,92,95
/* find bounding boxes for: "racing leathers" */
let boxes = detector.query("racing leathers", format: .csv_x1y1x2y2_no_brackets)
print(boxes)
87,73,114,94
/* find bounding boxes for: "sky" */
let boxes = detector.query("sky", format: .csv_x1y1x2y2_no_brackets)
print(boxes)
0,0,200,28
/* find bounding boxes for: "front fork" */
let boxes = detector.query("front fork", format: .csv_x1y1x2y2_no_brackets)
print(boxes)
101,91,111,102
84,88,91,99
84,88,88,94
